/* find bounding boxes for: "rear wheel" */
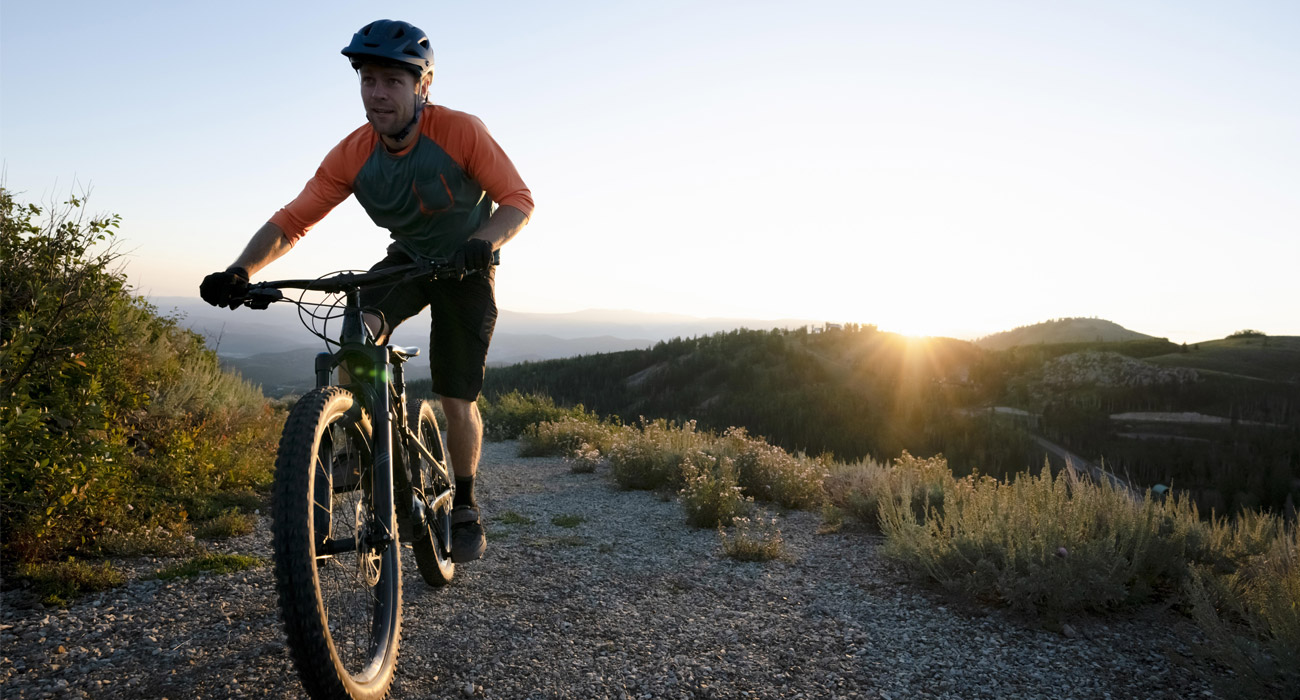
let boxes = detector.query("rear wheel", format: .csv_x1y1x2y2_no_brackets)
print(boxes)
410,401,455,586
271,387,401,700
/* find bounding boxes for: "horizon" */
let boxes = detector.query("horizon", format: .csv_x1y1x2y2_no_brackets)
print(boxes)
4,1,1298,344
147,293,1265,346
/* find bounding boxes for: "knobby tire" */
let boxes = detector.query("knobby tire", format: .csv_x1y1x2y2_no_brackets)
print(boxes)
272,387,401,700
408,400,455,586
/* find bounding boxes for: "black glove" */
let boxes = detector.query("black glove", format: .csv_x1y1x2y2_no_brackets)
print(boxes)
452,239,494,276
199,267,249,309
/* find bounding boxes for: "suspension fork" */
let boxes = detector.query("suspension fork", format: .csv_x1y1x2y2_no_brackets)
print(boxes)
369,345,396,548
337,292,396,549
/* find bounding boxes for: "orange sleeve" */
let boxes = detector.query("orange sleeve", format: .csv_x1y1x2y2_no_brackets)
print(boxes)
426,107,534,218
268,126,376,242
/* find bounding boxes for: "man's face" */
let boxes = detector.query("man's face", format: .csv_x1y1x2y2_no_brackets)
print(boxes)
359,63,424,137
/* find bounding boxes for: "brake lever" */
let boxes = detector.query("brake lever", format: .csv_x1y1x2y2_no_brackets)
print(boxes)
245,288,284,310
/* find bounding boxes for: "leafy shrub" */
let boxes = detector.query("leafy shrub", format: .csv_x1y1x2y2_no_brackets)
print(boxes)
481,390,595,441
566,443,603,473
1185,516,1299,698
720,514,786,562
96,517,202,558
879,463,1197,616
606,418,710,490
720,427,828,509
678,451,751,528
0,186,282,566
195,510,257,539
818,504,846,534
520,415,626,458
824,451,947,530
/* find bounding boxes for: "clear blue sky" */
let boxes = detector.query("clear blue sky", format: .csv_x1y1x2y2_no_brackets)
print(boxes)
3,0,1297,342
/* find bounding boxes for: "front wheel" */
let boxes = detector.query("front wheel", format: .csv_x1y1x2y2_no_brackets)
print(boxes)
410,400,455,586
271,387,401,700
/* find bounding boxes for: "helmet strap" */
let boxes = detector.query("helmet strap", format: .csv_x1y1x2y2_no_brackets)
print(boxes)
384,88,428,145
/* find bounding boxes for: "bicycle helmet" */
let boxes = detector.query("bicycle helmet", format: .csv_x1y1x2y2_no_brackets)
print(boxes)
342,19,434,78
344,20,434,142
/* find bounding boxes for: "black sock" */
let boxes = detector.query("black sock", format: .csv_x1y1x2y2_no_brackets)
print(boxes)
454,477,476,509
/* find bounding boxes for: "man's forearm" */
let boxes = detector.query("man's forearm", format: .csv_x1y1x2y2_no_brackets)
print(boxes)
231,222,294,277
471,205,529,251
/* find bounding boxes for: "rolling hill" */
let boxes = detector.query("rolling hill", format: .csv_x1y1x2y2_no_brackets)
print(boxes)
976,318,1154,350
1145,335,1300,384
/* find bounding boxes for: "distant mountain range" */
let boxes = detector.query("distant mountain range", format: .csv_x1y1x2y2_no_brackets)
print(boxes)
975,318,1154,350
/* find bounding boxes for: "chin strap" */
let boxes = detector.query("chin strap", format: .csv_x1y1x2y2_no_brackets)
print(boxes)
387,94,427,144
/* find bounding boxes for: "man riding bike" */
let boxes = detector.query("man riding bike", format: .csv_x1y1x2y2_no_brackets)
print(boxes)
200,19,533,563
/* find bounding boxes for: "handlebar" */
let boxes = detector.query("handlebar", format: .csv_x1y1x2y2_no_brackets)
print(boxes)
236,259,469,309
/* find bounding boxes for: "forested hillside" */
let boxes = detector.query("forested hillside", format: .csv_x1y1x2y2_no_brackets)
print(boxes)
472,325,1300,514
479,325,1020,467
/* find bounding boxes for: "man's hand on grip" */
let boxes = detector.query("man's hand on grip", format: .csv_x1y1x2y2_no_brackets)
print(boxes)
452,239,493,276
200,267,250,309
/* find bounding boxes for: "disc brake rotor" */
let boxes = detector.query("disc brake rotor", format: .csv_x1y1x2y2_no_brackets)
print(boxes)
355,500,382,587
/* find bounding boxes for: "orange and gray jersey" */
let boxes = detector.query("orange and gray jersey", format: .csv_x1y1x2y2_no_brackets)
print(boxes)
269,105,533,260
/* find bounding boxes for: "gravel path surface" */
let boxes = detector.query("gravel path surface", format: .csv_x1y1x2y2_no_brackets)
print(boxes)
1,441,1232,699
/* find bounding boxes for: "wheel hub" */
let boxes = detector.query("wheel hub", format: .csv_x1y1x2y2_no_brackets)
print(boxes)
354,501,382,587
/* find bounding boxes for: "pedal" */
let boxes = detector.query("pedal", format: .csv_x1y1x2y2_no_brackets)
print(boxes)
397,495,429,542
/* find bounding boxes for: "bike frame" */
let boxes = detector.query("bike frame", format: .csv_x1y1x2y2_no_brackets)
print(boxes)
249,263,458,557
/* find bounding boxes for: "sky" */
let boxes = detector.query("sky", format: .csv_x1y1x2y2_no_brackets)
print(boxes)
2,0,1298,343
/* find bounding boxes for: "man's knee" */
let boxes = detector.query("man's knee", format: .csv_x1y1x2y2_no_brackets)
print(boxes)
441,397,480,427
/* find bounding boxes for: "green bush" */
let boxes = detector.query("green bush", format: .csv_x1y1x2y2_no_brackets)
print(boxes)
0,186,281,566
1186,516,1299,698
824,451,947,530
481,390,595,441
607,418,710,491
565,442,604,473
880,464,1198,615
519,415,626,458
720,427,827,509
678,451,751,528
720,514,786,562
195,510,257,539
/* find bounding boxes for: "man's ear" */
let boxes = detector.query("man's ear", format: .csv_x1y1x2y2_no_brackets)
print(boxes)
419,72,433,99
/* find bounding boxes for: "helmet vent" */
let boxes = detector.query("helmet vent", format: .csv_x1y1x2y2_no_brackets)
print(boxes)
393,27,405,38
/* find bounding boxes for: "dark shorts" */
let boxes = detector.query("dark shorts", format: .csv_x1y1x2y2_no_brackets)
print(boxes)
358,251,497,401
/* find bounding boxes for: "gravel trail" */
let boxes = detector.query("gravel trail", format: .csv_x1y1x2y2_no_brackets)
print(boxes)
1,441,1231,699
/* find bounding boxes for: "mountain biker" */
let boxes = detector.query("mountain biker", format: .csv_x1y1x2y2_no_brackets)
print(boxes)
199,19,533,563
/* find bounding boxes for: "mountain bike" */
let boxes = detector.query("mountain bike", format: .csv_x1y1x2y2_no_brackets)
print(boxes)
235,260,464,700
